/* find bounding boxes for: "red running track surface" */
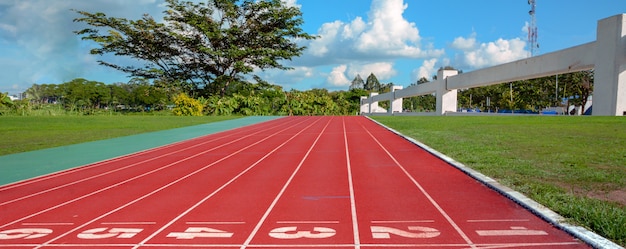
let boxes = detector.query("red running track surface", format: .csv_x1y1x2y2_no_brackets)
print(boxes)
0,116,590,248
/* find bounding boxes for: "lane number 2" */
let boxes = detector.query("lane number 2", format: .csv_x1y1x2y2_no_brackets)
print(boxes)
371,226,440,239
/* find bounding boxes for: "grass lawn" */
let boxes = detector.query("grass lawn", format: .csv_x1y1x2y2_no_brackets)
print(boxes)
0,115,238,156
373,115,626,246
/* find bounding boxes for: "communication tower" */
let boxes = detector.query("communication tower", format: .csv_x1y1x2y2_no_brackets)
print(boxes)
528,0,539,57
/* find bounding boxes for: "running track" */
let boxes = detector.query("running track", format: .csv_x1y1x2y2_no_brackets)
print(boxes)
0,116,590,248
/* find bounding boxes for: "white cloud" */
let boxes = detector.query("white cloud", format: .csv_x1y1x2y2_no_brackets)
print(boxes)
254,66,315,88
412,58,437,82
308,21,343,57
459,38,527,69
303,0,443,63
449,30,528,70
451,34,477,51
0,23,16,36
0,0,167,91
282,0,301,8
327,65,351,87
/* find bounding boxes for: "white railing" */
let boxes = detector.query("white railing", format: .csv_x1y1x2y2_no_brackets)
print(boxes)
361,14,625,116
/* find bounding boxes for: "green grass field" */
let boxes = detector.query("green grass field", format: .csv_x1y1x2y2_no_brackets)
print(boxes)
0,115,237,156
373,115,625,246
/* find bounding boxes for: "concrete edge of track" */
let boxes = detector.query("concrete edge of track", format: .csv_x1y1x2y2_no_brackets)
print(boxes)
365,115,623,249
0,116,283,187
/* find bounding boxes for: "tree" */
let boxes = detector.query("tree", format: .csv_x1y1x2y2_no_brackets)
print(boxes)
0,92,13,108
74,0,315,97
404,77,435,112
364,73,381,92
560,70,594,114
349,74,364,90
416,77,429,85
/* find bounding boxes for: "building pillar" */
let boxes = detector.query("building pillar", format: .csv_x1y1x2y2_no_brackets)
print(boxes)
390,85,403,114
436,69,459,115
369,92,379,114
593,14,626,116
360,96,369,114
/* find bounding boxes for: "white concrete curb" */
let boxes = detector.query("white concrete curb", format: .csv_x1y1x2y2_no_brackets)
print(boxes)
366,116,623,249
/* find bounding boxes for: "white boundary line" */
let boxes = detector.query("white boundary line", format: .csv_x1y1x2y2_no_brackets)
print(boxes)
358,121,477,249
365,116,623,249
241,117,333,249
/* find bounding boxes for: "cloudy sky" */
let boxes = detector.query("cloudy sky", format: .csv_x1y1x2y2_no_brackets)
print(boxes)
0,0,623,95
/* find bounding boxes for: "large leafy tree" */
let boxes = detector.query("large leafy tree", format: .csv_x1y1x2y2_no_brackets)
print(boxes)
349,74,364,90
364,73,381,92
74,0,315,97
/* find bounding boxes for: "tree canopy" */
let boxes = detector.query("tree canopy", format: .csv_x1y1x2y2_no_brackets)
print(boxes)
364,73,381,92
349,74,364,90
73,0,315,97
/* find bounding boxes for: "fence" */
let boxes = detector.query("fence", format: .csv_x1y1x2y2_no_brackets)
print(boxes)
360,14,625,116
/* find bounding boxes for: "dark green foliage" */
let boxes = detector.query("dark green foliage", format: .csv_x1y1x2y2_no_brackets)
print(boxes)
73,0,315,97
458,70,594,112
22,78,170,114
364,73,381,92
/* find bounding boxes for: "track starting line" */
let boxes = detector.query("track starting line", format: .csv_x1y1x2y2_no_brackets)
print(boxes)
0,116,612,248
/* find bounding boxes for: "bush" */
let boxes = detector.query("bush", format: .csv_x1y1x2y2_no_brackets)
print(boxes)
172,93,203,116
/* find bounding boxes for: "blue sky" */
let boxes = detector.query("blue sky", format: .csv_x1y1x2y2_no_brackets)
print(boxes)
0,0,623,95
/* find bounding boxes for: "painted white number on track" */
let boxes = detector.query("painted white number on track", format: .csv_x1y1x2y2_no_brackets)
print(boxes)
371,226,440,239
167,227,234,239
77,228,143,239
0,228,52,240
269,227,336,239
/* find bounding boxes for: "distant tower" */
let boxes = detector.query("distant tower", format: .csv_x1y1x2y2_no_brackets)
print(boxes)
528,0,539,57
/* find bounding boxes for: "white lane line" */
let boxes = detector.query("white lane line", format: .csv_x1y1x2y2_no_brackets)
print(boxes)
371,220,435,224
100,222,157,225
467,219,530,223
29,118,312,249
22,223,74,226
133,117,322,249
7,242,583,248
476,226,548,236
276,221,340,224
359,121,478,249
0,118,299,231
240,117,332,249
185,221,246,225
343,117,361,249
0,118,290,207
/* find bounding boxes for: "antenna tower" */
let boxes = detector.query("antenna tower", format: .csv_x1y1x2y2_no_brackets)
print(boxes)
528,0,538,57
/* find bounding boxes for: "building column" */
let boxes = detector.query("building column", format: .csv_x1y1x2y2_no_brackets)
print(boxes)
369,92,379,114
360,96,369,114
389,85,404,114
593,14,626,116
436,69,459,115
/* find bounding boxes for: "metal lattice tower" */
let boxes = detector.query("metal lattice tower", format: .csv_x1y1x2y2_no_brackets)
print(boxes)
528,0,539,57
